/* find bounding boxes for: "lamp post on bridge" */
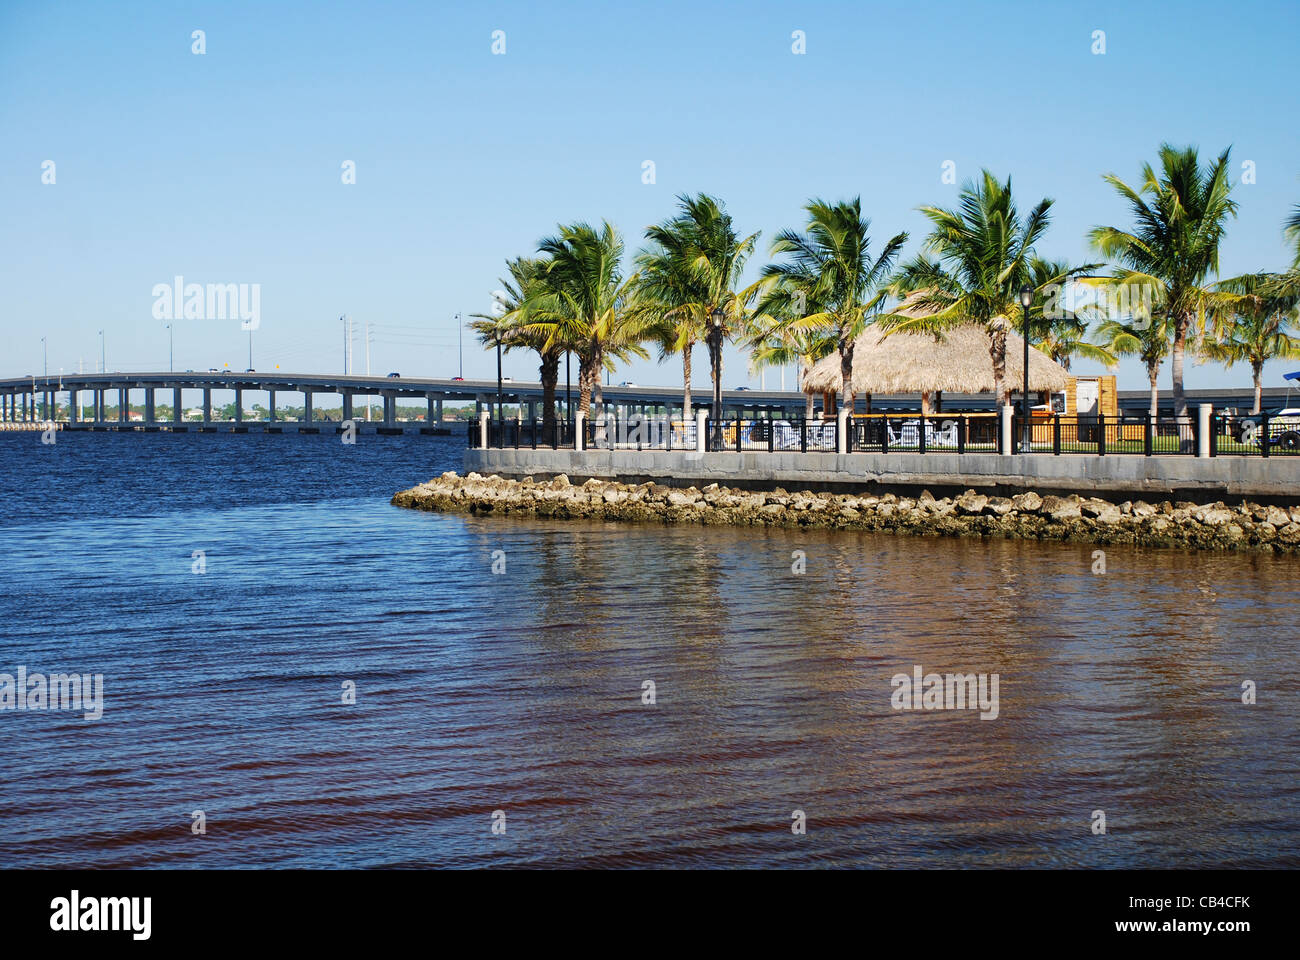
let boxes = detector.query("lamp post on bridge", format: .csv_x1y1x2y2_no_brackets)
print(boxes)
164,322,173,372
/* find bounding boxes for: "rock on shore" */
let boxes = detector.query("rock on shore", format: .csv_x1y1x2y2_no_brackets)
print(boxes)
391,472,1300,554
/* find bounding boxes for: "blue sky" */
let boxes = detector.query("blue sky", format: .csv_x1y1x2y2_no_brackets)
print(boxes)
3,0,1299,394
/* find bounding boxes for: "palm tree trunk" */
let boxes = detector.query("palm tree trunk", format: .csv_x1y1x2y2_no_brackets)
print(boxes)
682,341,693,421
990,326,1009,408
591,342,606,444
1252,361,1264,415
1147,362,1159,417
539,349,559,431
577,355,594,418
1171,314,1189,420
839,339,855,415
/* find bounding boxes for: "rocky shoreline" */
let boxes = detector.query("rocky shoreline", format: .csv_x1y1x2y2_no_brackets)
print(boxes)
392,472,1300,554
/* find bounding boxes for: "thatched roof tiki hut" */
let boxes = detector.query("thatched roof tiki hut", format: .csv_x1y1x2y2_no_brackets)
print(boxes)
802,323,1070,416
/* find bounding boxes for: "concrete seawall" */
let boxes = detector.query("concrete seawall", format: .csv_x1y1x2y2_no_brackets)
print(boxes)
465,448,1300,503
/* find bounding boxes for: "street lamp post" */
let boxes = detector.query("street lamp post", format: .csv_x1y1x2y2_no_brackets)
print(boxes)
165,322,173,372
41,336,47,419
99,330,105,373
495,334,503,446
1019,284,1033,454
710,306,724,450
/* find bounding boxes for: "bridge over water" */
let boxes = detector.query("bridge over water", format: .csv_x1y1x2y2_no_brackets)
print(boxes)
0,371,813,434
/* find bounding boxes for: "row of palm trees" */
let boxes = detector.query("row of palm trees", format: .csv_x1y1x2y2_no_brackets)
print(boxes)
473,144,1300,426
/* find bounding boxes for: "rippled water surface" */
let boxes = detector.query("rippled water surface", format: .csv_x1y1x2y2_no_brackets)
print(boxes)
1,431,1297,868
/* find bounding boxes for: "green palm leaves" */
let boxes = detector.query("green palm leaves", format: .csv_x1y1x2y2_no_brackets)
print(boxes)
758,197,906,411
633,194,760,414
885,171,1092,407
1089,144,1238,418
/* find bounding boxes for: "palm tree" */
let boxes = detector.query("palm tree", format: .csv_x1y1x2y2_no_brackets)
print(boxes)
1095,314,1171,417
747,318,835,418
759,198,906,413
1025,260,1114,371
634,194,759,420
883,171,1083,408
524,222,645,430
469,257,564,432
1205,272,1300,414
1089,144,1238,420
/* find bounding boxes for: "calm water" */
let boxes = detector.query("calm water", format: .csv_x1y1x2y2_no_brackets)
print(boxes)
1,431,1297,868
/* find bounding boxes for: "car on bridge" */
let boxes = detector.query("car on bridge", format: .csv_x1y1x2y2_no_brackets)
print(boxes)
387,372,401,378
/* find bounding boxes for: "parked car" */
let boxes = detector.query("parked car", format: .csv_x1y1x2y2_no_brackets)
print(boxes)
1229,408,1300,449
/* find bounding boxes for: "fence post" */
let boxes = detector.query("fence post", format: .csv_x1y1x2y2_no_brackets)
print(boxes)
1197,404,1211,459
574,412,584,452
1000,406,1013,455
1144,412,1153,457
735,410,742,452
696,408,707,455
768,411,775,453
1210,413,1218,457
918,414,927,454
800,415,807,454
1053,413,1061,455
958,415,966,454
881,416,889,454
1261,413,1270,458
1098,413,1106,456
479,410,489,449
836,408,847,454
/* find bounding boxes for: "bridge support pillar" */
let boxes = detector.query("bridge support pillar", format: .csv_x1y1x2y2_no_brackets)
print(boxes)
342,393,352,422
268,390,276,422
303,391,313,423
202,389,211,424
119,388,128,424
234,388,243,424
145,388,155,425
69,389,78,423
435,397,443,422
174,387,183,423
383,392,395,427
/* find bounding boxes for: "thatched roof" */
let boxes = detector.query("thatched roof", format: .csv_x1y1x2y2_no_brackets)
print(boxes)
802,322,1070,395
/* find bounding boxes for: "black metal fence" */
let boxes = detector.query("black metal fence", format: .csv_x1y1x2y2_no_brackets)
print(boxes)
469,411,1300,456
